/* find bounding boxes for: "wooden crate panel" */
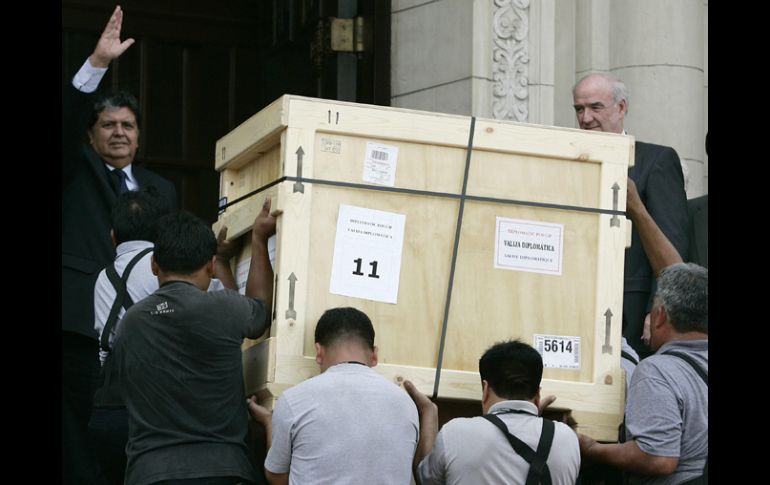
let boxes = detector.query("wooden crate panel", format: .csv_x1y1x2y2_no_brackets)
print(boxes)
445,202,599,384
303,184,459,368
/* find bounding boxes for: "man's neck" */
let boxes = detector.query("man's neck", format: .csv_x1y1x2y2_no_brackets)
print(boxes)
104,157,133,170
483,395,536,414
157,272,211,291
665,331,708,344
320,348,374,373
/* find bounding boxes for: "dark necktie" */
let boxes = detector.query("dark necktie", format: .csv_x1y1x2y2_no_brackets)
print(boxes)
112,169,129,194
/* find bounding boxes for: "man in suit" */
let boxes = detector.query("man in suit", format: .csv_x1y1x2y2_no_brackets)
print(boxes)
572,73,689,358
62,7,176,483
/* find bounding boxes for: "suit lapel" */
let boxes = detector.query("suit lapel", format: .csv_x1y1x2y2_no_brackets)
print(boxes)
693,201,708,266
83,144,119,203
133,165,151,189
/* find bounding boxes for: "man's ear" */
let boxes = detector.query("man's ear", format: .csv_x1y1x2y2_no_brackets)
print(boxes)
110,229,117,247
652,306,668,330
151,255,160,276
315,342,324,366
370,345,379,367
617,98,628,116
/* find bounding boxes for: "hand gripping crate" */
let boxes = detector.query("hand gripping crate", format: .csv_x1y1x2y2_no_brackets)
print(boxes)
214,95,634,441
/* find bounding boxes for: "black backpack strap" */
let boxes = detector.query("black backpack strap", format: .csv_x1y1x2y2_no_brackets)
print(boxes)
621,350,639,366
661,350,708,386
482,413,553,485
95,247,153,408
100,247,153,352
527,418,555,485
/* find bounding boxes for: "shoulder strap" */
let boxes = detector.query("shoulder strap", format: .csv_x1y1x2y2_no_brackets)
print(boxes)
482,413,554,485
100,247,153,352
661,350,708,386
621,350,639,366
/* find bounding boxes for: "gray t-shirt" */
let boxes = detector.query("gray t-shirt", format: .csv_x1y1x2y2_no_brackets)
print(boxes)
625,339,708,485
266,362,419,484
115,281,267,485
417,400,580,485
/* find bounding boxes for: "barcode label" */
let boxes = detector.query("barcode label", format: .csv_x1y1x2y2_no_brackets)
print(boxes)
573,340,580,365
371,150,389,161
362,142,399,187
533,334,581,370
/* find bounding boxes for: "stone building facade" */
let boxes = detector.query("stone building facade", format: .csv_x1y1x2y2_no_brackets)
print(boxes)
391,0,708,197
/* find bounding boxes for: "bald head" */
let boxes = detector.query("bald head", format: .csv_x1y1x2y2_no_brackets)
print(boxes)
572,73,629,134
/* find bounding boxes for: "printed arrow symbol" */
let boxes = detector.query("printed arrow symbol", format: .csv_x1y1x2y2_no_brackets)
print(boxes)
285,273,298,319
602,308,613,354
610,182,620,227
293,146,305,193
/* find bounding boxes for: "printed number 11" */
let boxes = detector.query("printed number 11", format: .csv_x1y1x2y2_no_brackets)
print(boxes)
353,258,380,279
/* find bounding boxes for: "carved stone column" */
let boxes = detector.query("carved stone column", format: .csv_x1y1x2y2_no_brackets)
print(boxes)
492,0,530,122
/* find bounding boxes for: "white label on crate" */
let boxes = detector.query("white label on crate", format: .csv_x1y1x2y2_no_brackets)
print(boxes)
534,334,581,370
494,217,564,276
329,204,406,304
362,142,399,186
235,235,276,295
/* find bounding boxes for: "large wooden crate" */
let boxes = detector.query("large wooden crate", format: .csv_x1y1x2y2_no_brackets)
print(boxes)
214,95,634,441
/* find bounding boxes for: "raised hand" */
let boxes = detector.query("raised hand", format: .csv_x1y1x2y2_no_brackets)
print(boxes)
90,5,135,68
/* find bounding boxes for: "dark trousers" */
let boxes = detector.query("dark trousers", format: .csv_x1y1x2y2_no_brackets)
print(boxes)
622,291,653,359
88,406,129,485
62,331,100,485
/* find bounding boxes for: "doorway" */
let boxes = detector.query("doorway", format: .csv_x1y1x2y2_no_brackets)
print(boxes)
63,0,391,223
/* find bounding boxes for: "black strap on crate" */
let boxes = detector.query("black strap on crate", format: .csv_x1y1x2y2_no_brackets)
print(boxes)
217,172,625,219
432,116,476,399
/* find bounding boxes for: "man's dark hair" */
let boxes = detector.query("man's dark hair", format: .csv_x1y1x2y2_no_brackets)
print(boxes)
111,187,171,245
88,90,141,129
479,339,543,401
153,211,217,275
314,307,375,350
655,262,708,334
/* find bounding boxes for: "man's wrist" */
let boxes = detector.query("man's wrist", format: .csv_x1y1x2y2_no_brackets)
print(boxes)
88,53,111,69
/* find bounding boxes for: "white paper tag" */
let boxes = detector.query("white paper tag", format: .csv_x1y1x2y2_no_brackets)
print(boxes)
494,217,564,276
235,259,250,296
235,235,276,295
534,334,581,370
329,204,406,304
362,142,399,186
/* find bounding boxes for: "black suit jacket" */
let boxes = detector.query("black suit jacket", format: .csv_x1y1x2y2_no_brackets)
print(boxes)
62,85,177,338
687,194,708,268
623,141,689,353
